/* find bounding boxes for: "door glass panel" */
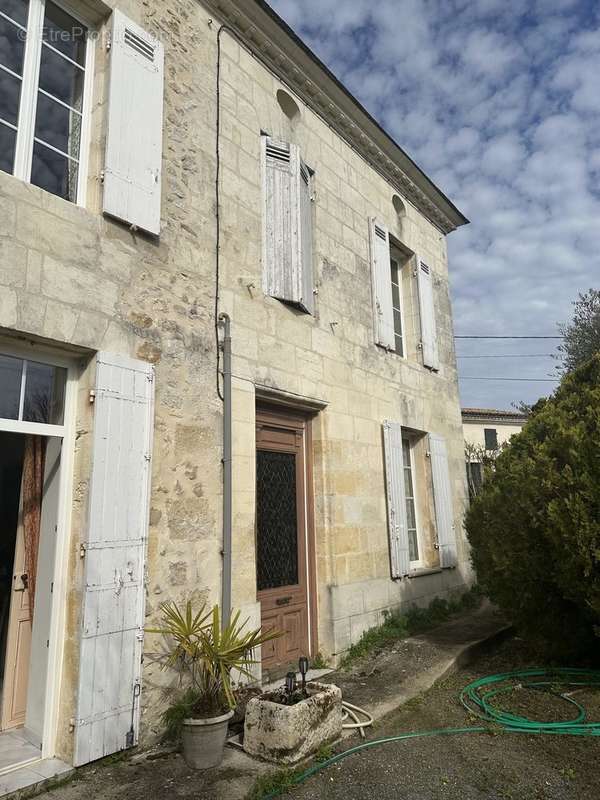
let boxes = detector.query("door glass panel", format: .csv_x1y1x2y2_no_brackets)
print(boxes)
256,450,298,591
0,354,23,419
23,360,67,424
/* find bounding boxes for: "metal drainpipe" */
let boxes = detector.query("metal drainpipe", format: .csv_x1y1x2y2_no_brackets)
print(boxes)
219,312,232,627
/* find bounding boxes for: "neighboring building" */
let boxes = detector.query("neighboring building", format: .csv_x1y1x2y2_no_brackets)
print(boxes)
462,408,528,493
0,0,470,784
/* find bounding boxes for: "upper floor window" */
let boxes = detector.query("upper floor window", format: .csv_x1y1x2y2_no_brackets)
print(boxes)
390,255,404,357
369,217,440,371
484,428,498,450
0,0,91,203
262,135,315,314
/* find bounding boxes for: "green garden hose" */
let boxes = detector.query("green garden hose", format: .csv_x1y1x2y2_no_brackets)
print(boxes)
263,668,600,799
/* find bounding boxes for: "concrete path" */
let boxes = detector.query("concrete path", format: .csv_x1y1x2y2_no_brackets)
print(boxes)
28,603,509,800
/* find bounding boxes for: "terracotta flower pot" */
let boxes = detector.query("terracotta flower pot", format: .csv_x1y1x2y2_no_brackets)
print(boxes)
181,709,234,769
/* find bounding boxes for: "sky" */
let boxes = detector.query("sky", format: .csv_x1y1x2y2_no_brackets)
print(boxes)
268,0,600,410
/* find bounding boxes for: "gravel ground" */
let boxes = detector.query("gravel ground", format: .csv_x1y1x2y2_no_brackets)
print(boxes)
281,637,600,800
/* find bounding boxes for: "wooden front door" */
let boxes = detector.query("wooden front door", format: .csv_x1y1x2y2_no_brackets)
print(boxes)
2,495,32,730
256,409,312,674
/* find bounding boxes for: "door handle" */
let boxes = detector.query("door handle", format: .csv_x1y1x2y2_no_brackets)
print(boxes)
14,573,28,592
276,596,292,606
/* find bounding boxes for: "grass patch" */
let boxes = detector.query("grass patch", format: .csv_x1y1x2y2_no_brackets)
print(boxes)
246,767,302,800
340,585,483,669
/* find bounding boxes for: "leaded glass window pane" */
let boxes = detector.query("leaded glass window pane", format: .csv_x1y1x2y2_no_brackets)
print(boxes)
256,449,298,591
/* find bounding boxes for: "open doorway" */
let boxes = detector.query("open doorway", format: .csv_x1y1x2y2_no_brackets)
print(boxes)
0,349,69,774
0,432,62,769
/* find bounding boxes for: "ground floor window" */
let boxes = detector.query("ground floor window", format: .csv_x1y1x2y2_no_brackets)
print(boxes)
401,436,420,564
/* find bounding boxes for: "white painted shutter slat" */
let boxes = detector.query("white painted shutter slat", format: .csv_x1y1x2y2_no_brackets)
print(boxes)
382,421,410,578
74,352,154,767
103,11,164,236
369,219,395,349
299,160,315,314
416,259,439,370
429,433,457,568
262,137,302,305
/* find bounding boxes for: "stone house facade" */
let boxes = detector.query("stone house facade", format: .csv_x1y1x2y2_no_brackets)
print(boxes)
463,407,527,493
0,0,470,783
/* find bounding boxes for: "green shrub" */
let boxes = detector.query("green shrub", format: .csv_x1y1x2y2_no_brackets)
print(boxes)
465,355,600,660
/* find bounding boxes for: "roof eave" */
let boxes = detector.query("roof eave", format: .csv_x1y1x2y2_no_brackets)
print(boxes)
205,0,469,234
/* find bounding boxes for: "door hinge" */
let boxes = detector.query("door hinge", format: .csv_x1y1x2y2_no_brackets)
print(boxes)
89,389,96,404
106,33,112,52
80,543,87,558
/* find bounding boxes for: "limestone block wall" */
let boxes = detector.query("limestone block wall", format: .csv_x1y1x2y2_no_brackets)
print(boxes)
0,0,470,755
0,0,226,754
214,29,473,661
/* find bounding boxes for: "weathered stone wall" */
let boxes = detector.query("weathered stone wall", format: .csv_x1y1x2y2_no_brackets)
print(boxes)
0,0,470,758
0,0,225,755
214,32,473,660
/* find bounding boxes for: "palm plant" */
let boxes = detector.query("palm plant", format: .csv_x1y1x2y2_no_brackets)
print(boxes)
148,601,279,738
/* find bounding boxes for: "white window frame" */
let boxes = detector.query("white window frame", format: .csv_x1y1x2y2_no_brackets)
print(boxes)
1,0,95,206
389,254,406,360
0,338,77,760
402,434,423,569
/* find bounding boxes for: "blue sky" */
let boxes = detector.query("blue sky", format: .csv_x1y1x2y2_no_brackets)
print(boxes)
268,0,600,410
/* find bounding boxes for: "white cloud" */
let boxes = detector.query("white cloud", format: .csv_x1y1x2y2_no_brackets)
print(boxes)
267,0,598,409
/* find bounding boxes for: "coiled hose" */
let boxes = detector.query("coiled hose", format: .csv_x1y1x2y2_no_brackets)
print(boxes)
264,668,600,799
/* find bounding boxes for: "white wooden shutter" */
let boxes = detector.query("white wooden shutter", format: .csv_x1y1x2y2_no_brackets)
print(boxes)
262,136,301,305
382,421,410,578
416,259,439,370
369,219,395,349
299,160,315,314
103,11,164,236
428,433,457,568
74,352,155,766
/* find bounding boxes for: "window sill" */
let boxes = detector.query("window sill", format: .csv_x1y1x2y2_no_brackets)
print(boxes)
405,566,455,579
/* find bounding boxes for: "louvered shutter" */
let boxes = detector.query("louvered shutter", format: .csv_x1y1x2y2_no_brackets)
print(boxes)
74,353,155,766
382,421,410,578
299,160,315,314
428,434,457,568
416,259,439,370
103,11,164,236
369,219,395,349
262,136,301,305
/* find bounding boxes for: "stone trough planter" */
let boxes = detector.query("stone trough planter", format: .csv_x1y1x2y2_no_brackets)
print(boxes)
243,681,342,764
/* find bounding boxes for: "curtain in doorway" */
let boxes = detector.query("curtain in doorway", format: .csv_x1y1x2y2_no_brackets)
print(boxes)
22,436,46,618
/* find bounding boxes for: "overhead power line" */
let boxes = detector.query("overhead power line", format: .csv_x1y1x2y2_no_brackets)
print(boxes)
455,335,563,340
460,376,558,382
457,354,558,359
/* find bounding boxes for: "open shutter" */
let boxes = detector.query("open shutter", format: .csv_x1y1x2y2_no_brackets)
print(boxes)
262,136,301,305
299,160,315,314
103,11,164,236
428,434,457,568
369,219,395,349
416,259,439,369
74,353,154,766
382,421,410,578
